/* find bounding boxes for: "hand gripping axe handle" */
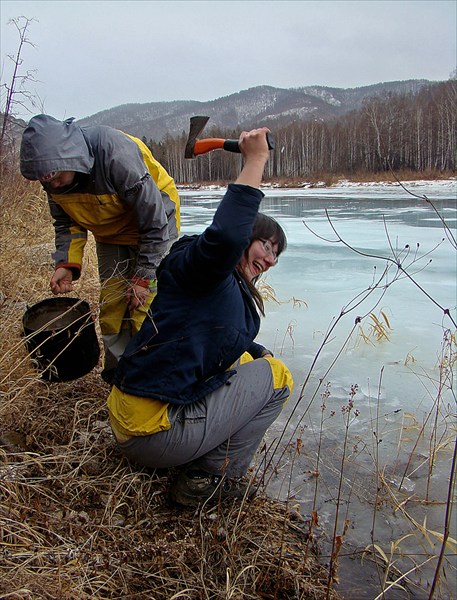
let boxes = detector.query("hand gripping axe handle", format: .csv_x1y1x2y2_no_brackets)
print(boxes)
184,115,275,159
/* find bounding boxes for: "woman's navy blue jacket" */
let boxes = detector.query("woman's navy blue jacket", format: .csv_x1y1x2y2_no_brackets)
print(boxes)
113,183,268,405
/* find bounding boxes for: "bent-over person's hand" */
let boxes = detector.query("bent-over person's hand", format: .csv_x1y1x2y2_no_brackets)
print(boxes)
126,283,150,311
50,267,74,294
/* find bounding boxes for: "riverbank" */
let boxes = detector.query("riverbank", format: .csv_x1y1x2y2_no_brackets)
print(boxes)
178,174,457,191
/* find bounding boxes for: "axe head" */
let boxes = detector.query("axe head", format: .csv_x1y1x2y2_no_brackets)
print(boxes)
184,115,210,159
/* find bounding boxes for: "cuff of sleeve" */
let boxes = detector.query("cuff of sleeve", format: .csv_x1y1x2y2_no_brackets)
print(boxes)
228,183,265,198
56,264,81,280
131,275,150,288
131,275,157,290
261,348,274,357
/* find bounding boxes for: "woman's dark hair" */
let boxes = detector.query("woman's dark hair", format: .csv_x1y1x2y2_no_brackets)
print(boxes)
242,213,287,316
251,213,287,258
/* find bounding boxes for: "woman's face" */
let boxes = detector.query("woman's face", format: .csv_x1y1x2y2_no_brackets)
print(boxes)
238,238,278,281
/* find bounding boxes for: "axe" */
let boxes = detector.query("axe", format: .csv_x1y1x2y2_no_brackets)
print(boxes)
184,115,275,159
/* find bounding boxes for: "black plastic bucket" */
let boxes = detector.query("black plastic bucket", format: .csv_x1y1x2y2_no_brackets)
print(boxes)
22,297,100,382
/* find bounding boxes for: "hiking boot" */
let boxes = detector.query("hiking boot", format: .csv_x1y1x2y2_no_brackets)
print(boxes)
169,469,256,507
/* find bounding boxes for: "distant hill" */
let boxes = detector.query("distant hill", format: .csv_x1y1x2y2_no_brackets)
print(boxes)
77,80,435,141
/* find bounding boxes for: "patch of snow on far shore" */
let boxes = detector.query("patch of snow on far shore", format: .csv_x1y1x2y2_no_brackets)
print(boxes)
177,178,456,192
333,178,456,189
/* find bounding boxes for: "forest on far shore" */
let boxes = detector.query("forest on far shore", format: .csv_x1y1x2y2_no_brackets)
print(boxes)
143,79,456,185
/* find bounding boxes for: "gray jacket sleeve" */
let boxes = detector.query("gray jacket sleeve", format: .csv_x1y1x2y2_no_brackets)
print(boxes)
48,195,87,279
122,174,172,280
99,130,173,280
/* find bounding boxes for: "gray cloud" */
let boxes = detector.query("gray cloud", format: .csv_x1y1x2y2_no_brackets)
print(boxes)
1,0,455,120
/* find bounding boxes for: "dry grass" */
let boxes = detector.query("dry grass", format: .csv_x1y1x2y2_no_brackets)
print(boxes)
0,170,341,599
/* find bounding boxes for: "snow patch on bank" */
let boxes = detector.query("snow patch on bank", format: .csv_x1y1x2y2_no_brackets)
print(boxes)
179,178,457,192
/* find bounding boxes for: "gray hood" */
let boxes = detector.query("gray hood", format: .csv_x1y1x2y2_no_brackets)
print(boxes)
20,114,95,180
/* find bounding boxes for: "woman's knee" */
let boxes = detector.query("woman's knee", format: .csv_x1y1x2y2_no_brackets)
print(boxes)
263,356,294,395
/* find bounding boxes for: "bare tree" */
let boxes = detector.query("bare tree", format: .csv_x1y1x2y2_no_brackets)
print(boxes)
0,16,39,164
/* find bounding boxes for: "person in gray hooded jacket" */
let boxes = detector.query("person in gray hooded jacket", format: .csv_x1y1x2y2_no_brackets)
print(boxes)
20,114,180,383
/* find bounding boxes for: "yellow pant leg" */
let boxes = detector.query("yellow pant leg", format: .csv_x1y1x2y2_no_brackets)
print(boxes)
99,277,155,372
130,290,155,335
99,277,129,335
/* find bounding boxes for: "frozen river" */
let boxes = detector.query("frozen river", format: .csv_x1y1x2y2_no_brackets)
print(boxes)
179,180,457,599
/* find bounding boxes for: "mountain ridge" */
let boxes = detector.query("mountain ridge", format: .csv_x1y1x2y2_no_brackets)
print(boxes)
76,79,436,141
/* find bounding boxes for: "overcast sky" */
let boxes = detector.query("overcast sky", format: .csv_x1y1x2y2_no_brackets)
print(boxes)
1,0,456,121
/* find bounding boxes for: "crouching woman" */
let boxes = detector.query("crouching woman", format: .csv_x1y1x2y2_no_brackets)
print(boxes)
107,128,293,506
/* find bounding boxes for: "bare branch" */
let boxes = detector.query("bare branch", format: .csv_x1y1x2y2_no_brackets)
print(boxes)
1,16,38,157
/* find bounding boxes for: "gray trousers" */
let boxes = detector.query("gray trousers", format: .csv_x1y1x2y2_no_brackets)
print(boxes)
116,358,291,478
